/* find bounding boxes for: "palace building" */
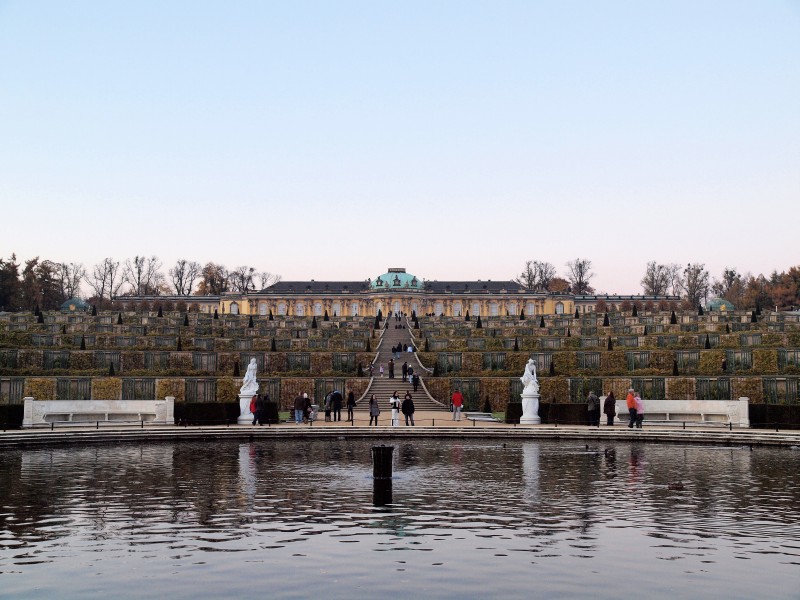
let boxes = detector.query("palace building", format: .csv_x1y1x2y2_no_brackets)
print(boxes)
118,268,679,317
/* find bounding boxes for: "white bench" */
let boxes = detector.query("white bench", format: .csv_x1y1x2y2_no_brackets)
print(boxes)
611,397,749,427
23,397,175,428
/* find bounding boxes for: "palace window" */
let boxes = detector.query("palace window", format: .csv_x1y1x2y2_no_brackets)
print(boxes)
453,302,462,316
351,302,358,316
472,302,480,316
295,303,305,316
526,302,536,316
508,303,517,316
258,302,267,316
229,302,239,315
490,302,499,316
277,302,287,315
555,302,564,314
332,303,341,316
314,303,323,316
435,302,443,316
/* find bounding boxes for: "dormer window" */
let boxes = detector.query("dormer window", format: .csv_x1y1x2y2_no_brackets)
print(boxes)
411,277,417,286
393,276,401,286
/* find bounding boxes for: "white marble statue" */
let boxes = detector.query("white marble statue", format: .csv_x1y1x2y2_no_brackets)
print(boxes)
520,358,539,394
240,358,259,396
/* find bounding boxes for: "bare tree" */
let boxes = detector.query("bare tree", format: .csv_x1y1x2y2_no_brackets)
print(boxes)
55,262,85,301
257,271,281,290
229,265,257,293
640,262,671,295
666,263,683,297
123,255,165,295
85,258,123,306
535,261,556,291
565,258,595,295
682,263,710,308
514,261,537,290
169,259,201,296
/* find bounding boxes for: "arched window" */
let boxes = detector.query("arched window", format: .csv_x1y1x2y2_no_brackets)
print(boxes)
472,302,481,316
453,302,462,316
526,302,536,316
295,303,305,316
351,302,359,316
555,302,564,314
332,303,341,316
411,302,419,314
314,302,323,316
258,302,267,316
490,302,499,316
508,303,517,316
435,302,443,316
230,302,239,315
277,302,287,315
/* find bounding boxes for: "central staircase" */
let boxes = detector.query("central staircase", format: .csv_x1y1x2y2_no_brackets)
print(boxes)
357,316,447,411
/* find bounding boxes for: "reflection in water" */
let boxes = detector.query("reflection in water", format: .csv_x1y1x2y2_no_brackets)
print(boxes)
1,439,799,599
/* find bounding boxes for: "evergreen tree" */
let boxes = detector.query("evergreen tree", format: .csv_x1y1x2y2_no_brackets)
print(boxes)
248,315,254,328
672,360,679,376
424,338,430,352
704,333,711,349
157,305,163,318
519,308,525,321
366,338,371,352
184,313,189,326
751,310,757,323
539,316,545,328
567,327,571,337
476,315,482,328
574,307,580,319
233,361,240,376
632,305,638,317
670,310,677,324
37,313,44,324
357,363,364,377
177,336,182,351
643,325,648,336
725,323,730,334
483,396,492,413
603,313,609,327
34,304,40,316
92,305,97,316
311,315,317,328
549,360,555,376
465,310,470,321
268,310,273,321
607,337,613,351
756,304,762,316
118,312,123,325
61,324,66,335
414,319,419,329
270,338,276,352
513,337,519,351
698,305,704,316
432,363,439,377
323,310,329,321
80,335,86,350
214,309,219,319
108,362,115,376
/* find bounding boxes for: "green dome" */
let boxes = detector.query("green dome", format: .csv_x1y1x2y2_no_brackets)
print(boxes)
60,298,91,313
371,268,421,290
706,298,735,311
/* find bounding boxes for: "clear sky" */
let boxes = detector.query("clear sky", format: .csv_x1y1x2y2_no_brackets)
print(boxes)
1,1,798,294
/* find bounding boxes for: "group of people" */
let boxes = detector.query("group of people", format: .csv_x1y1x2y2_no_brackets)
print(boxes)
586,389,644,428
391,344,413,358
249,393,271,425
368,391,416,426
292,390,358,424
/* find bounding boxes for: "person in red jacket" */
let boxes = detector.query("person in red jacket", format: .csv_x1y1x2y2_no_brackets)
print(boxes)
451,389,464,421
626,388,637,429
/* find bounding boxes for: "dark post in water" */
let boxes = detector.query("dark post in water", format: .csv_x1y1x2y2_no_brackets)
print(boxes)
372,445,394,479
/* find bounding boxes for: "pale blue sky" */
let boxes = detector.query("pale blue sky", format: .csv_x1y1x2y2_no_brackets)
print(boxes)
1,1,798,293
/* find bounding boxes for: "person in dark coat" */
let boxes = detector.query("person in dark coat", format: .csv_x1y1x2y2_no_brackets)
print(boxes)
388,358,395,379
346,391,356,422
401,392,415,426
331,390,343,422
401,361,408,382
412,373,420,392
603,391,616,426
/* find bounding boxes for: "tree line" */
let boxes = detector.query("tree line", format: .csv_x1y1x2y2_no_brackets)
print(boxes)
0,254,280,311
515,258,800,310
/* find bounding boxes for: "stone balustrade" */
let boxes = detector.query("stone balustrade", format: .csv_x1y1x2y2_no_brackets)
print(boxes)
22,397,175,428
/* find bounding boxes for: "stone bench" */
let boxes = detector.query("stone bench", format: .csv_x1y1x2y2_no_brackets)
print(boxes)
611,397,749,427
23,397,175,428
464,412,501,422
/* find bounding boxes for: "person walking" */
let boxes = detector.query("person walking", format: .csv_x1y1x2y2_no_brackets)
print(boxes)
250,394,259,425
401,361,408,382
634,392,645,429
293,393,305,424
331,389,343,422
323,391,332,422
346,390,356,422
626,388,637,428
388,359,395,379
389,391,401,427
412,373,420,392
368,363,374,378
368,394,380,426
379,364,384,378
586,390,599,426
603,391,616,426
451,389,464,421
402,392,415,426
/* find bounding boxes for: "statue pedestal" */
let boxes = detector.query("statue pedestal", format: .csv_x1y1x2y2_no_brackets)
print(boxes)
238,393,255,425
519,388,541,425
